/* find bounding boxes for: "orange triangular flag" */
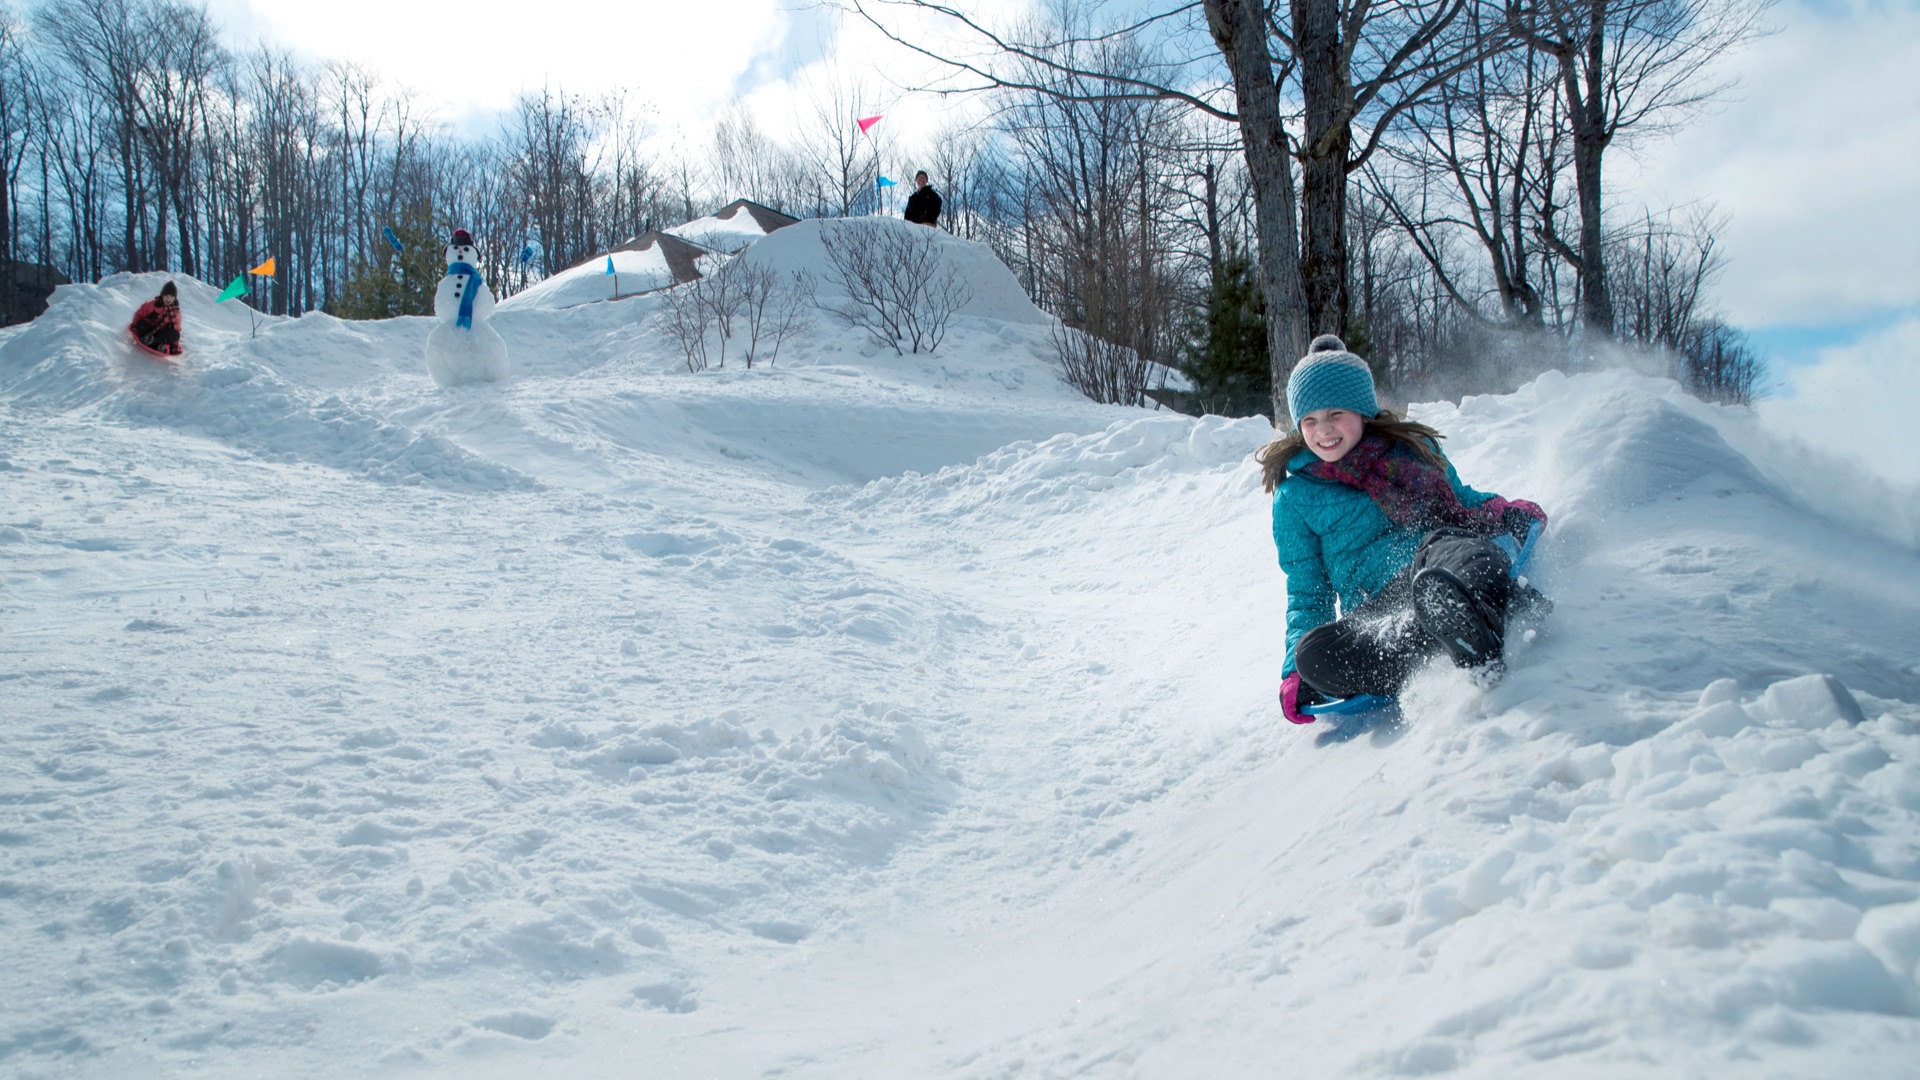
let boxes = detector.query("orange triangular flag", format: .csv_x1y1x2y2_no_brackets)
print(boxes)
248,257,275,276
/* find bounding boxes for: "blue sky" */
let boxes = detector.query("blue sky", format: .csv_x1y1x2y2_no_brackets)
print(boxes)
1622,0,1920,371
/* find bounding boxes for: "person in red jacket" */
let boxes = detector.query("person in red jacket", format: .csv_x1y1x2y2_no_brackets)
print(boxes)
130,281,183,356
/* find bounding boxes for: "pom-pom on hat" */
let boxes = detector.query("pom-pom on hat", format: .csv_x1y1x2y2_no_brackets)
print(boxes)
1286,334,1378,426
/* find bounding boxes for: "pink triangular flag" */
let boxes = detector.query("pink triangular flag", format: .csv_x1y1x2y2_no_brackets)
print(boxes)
857,115,883,134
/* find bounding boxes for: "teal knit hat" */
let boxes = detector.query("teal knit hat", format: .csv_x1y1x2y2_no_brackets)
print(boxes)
1286,335,1378,426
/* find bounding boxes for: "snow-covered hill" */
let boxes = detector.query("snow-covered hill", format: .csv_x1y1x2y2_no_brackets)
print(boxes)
2,243,1918,1078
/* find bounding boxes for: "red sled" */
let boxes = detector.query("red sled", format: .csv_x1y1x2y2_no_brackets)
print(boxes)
129,327,183,362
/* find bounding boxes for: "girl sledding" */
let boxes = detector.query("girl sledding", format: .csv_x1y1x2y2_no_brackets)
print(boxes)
129,280,184,358
1258,335,1551,725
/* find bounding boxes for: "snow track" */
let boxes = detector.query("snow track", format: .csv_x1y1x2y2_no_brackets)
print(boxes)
3,264,1919,1077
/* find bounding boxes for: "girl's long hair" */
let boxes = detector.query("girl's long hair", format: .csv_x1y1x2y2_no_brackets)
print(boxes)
1256,411,1448,494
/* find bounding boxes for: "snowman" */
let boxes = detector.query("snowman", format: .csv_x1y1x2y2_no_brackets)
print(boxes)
424,228,509,387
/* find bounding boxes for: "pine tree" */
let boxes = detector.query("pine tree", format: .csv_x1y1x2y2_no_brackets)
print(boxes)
1179,245,1271,417
334,206,446,319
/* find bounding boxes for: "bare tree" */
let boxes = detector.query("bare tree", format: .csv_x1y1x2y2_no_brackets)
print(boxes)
1366,7,1562,327
817,218,972,354
996,18,1187,376
1610,206,1716,351
0,9,36,267
793,68,894,217
711,102,804,213
733,260,814,368
844,0,1309,416
247,46,323,314
1051,321,1162,406
325,61,385,296
504,85,602,272
1277,0,1506,340
1201,0,1310,415
657,275,715,372
1506,0,1767,336
601,89,658,242
37,0,153,270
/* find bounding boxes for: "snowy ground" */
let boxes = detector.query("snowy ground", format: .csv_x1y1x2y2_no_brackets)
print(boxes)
4,230,1920,1078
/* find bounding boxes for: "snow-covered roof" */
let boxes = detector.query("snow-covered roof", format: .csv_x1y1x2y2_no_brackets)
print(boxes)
497,231,715,312
498,201,798,312
666,199,799,255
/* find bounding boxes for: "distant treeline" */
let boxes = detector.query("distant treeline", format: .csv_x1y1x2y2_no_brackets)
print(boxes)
0,0,1759,406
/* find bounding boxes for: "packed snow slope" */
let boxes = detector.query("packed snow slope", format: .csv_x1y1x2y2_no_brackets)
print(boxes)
3,232,1920,1079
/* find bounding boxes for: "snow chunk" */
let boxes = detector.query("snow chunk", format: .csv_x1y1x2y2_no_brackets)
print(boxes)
1748,673,1869,729
1856,900,1920,986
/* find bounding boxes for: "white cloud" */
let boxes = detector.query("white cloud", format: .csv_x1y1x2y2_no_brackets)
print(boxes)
212,0,1033,166
1623,0,1920,329
212,0,792,130
1756,312,1920,486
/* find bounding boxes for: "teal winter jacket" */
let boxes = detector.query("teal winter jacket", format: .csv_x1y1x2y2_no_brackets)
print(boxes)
1272,446,1496,675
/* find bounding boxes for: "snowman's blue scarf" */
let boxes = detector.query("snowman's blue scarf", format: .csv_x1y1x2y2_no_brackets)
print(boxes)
447,261,480,328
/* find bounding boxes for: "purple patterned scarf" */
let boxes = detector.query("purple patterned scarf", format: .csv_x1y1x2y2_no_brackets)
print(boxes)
1301,434,1508,533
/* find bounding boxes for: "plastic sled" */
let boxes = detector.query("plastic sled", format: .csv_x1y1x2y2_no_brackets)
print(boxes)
1300,518,1545,718
130,327,183,362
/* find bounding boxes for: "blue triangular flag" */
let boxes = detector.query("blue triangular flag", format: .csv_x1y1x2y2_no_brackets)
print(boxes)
876,176,897,189
605,256,615,275
383,225,404,254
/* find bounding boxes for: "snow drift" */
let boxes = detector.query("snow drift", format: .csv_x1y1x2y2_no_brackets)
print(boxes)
2,253,1918,1080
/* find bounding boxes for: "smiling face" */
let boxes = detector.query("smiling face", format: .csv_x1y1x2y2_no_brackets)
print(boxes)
1299,407,1366,463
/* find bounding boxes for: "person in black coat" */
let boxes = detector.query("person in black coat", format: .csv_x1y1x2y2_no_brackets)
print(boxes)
904,171,942,227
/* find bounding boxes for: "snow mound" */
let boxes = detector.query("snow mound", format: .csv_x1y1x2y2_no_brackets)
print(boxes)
846,411,1276,517
0,273,534,490
738,216,1051,327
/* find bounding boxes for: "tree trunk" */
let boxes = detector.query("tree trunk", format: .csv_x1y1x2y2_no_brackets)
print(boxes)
1203,0,1307,422
1564,17,1614,336
1568,128,1611,335
1294,0,1352,339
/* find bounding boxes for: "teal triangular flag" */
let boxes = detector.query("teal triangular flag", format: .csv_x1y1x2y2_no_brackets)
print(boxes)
876,176,897,189
216,275,247,302
605,256,615,275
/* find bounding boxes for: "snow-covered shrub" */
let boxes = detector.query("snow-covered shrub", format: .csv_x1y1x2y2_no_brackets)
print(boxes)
734,261,815,369
817,220,973,355
657,272,724,372
1051,321,1161,407
655,260,815,371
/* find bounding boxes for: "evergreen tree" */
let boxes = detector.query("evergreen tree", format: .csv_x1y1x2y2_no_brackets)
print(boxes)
1179,245,1271,417
334,207,446,320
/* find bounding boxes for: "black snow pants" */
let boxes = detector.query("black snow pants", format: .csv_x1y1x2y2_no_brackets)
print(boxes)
1294,529,1512,700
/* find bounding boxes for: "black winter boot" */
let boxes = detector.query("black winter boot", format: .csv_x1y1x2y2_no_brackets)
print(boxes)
1412,566,1505,672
